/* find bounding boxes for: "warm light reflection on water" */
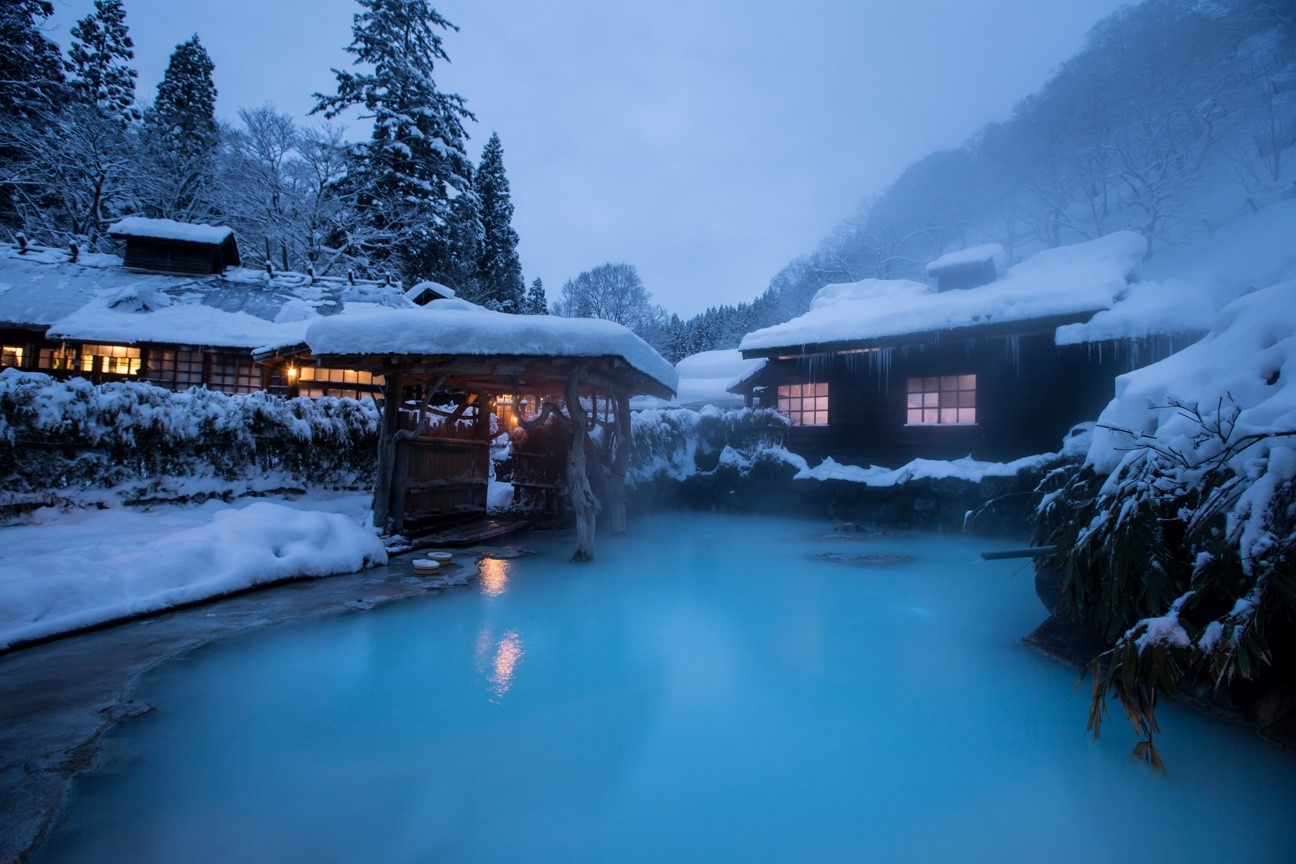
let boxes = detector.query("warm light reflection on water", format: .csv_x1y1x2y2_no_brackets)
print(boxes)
474,623,525,700
479,557,511,597
491,630,524,699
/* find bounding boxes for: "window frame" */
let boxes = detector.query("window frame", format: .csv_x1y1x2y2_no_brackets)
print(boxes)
905,374,977,426
777,382,829,427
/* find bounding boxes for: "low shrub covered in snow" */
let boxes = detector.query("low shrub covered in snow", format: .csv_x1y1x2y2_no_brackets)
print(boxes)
628,405,792,485
0,370,379,504
1033,282,1296,761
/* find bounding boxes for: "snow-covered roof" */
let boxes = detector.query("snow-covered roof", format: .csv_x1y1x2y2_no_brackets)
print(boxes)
0,242,411,351
407,280,456,303
304,307,679,395
633,349,764,409
108,216,234,246
741,231,1149,353
1055,278,1215,345
926,243,1008,275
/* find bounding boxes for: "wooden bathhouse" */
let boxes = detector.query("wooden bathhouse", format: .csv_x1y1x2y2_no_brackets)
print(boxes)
300,305,678,559
732,232,1210,466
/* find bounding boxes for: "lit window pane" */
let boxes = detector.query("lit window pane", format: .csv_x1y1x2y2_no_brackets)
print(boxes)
907,374,976,426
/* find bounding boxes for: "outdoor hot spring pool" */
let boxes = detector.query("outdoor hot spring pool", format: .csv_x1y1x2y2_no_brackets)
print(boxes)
36,513,1296,862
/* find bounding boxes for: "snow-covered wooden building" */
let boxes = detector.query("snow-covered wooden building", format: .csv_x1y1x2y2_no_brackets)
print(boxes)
732,232,1213,465
301,306,677,555
0,220,436,400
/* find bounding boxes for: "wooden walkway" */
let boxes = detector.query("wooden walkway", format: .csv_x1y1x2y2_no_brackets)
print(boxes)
409,516,532,547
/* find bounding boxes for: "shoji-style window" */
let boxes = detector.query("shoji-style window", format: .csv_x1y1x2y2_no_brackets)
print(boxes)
777,382,829,426
906,375,976,425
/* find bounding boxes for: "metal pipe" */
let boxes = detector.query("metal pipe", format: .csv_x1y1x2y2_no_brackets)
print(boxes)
980,545,1057,561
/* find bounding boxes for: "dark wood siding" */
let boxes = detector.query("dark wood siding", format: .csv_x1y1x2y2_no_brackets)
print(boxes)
120,236,239,275
758,330,1138,467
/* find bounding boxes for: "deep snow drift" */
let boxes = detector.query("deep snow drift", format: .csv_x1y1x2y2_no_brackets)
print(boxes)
0,493,385,650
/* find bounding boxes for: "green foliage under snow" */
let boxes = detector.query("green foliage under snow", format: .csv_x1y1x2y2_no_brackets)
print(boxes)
0,370,379,503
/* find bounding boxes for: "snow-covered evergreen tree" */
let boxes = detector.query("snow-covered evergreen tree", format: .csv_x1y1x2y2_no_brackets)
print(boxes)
313,0,475,286
524,276,548,315
0,0,66,119
66,0,139,122
139,35,220,220
473,132,524,311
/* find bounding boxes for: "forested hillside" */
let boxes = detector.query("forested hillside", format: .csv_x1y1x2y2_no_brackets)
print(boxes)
0,0,543,313
664,0,1295,361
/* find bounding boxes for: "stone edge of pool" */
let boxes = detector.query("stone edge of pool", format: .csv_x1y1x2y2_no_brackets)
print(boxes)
0,547,525,864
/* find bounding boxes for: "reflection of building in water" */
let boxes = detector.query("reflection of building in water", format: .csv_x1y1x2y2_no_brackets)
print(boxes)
474,624,525,700
479,558,511,597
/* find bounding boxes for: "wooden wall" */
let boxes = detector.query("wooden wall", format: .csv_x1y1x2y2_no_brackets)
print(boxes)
755,330,1136,467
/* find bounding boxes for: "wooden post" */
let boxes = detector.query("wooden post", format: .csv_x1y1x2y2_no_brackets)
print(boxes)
564,370,598,562
605,389,631,535
371,372,402,533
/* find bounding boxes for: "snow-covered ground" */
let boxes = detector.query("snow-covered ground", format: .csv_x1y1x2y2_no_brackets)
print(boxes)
0,492,385,651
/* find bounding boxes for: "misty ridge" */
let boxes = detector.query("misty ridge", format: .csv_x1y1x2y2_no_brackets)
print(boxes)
655,0,1295,362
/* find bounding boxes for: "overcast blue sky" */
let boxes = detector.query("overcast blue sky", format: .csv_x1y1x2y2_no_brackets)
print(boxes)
46,0,1127,316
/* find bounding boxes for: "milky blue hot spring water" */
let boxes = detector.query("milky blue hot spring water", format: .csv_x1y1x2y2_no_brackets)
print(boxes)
35,513,1296,863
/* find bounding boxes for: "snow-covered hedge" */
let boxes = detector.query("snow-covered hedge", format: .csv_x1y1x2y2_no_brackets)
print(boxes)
1034,281,1296,761
628,406,792,485
0,370,379,504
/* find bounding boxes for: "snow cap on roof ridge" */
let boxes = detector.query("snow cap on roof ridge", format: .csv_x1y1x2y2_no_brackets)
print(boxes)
108,216,234,246
926,243,1009,276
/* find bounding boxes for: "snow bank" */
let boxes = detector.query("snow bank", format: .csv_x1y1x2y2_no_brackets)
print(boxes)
305,306,679,394
0,497,386,650
1087,281,1296,563
741,231,1147,351
629,406,790,484
791,452,1057,486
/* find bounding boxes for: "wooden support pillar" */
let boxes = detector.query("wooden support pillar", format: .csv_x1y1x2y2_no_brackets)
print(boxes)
605,389,631,536
371,372,403,533
564,370,598,562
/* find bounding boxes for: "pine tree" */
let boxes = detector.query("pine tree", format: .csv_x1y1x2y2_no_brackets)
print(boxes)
140,35,219,219
524,276,548,314
313,0,475,285
473,132,524,311
0,0,66,119
66,0,139,122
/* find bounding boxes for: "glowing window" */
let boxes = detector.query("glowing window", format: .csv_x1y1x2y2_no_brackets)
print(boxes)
777,382,828,426
79,344,141,375
1,345,24,367
907,375,976,425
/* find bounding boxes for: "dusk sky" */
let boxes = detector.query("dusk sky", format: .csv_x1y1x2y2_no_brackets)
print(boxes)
47,0,1127,316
